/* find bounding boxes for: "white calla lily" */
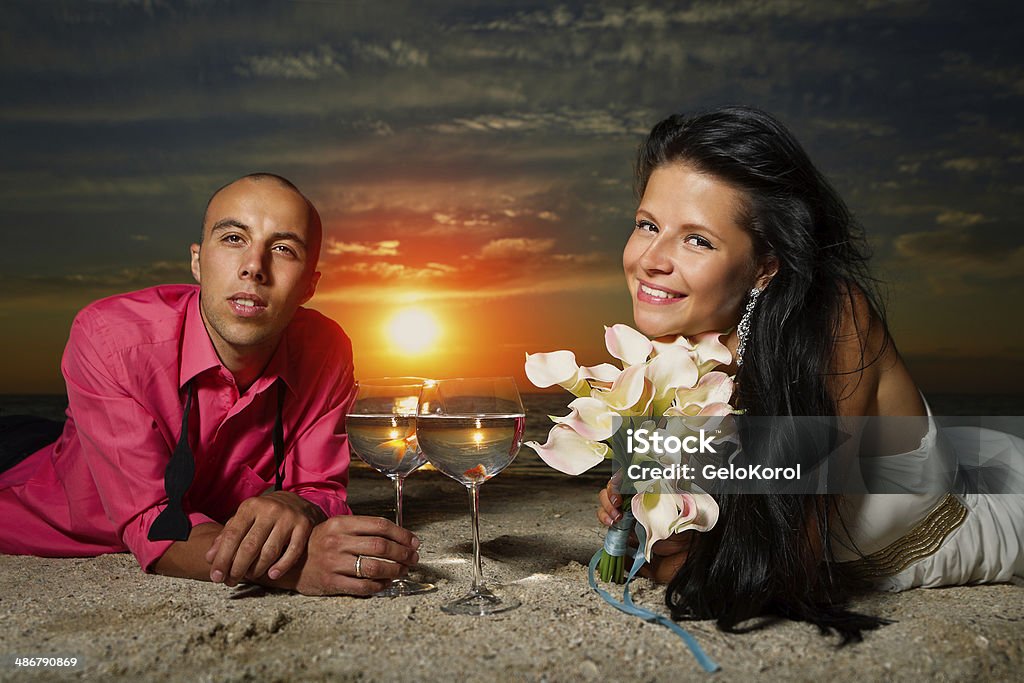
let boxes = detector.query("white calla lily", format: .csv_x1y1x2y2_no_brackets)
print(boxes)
646,343,699,414
632,489,720,560
523,424,610,476
669,488,719,534
594,363,652,415
524,350,589,396
604,324,653,367
523,324,733,584
695,402,733,417
651,336,693,355
631,491,687,560
551,397,620,441
690,332,732,374
631,467,679,496
657,416,703,443
666,372,735,416
580,363,620,387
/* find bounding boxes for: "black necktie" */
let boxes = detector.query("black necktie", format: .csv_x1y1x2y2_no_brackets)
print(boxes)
148,379,285,542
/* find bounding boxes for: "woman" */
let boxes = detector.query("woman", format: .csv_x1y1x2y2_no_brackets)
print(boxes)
598,106,1024,642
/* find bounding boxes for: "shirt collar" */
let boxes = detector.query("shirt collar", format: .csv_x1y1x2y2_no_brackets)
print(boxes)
179,290,221,389
251,328,299,398
179,290,299,397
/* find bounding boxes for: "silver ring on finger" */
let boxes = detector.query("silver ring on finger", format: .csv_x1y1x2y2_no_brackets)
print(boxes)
354,554,365,579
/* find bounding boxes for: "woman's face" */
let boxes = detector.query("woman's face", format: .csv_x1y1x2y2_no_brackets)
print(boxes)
623,163,769,340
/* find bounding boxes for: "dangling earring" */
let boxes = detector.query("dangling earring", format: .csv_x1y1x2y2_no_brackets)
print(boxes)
735,287,761,367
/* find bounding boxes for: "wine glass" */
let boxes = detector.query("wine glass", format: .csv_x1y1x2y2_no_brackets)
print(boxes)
416,377,525,615
345,377,436,597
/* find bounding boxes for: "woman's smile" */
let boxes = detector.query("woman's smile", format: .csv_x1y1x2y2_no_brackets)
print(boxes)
636,280,685,304
623,164,768,339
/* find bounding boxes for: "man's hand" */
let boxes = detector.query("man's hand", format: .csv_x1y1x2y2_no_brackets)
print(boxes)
206,491,326,586
286,515,421,596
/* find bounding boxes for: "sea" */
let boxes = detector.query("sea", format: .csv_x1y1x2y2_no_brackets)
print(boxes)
3,392,1024,480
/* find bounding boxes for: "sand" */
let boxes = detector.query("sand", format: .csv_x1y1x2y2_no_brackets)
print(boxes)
1,468,1022,682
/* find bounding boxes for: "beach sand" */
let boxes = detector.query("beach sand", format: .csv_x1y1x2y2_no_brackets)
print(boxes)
1,468,1022,682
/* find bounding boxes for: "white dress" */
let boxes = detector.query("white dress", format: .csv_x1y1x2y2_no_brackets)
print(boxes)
831,404,1024,592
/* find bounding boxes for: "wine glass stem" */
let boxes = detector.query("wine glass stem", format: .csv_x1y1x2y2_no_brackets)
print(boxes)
469,483,483,593
393,475,404,528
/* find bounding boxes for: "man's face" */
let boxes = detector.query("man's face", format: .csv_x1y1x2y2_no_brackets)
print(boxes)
190,178,321,365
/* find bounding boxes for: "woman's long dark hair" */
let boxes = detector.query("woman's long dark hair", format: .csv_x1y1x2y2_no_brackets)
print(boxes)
637,106,889,642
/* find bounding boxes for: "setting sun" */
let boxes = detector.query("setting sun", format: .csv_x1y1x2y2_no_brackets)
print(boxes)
385,307,441,355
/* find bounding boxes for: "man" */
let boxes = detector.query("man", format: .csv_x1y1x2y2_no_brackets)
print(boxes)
0,174,419,596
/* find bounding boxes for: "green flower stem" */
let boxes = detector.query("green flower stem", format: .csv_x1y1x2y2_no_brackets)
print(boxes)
598,495,634,584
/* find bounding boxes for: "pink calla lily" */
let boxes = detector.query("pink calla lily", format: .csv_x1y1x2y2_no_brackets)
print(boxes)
632,489,720,560
579,363,621,386
646,343,699,414
551,397,619,441
524,350,590,397
689,331,732,374
524,324,732,573
665,372,735,416
524,424,610,476
594,363,652,415
604,324,653,367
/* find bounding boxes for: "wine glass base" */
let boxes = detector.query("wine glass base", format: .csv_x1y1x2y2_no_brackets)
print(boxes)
441,587,520,616
373,578,436,598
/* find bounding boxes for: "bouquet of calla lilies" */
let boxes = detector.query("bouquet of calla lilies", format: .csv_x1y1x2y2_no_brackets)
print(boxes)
524,324,733,582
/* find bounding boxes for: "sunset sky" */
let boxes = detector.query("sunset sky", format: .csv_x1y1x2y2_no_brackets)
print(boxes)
1,1,1022,395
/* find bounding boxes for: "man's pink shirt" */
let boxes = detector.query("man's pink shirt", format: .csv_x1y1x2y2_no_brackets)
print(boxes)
0,285,354,570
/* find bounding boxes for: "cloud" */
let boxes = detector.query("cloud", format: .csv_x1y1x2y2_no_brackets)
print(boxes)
430,212,494,228
329,262,454,281
453,1,882,35
478,237,555,259
941,157,999,173
893,227,1024,284
551,252,605,265
935,211,986,227
351,39,429,67
316,270,625,306
3,261,191,298
0,174,186,202
940,51,1024,97
810,117,895,137
430,109,650,137
237,38,429,83
235,45,347,80
326,239,401,256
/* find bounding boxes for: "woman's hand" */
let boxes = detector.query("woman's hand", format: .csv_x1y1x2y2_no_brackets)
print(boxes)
597,477,694,583
597,478,624,527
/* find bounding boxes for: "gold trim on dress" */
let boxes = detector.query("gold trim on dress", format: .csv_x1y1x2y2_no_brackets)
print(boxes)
839,494,968,580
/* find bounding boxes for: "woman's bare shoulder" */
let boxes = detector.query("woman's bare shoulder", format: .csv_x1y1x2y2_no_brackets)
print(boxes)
830,285,924,417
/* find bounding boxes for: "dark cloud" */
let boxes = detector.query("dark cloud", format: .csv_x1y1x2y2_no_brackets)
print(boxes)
1,0,1022,391
896,231,1022,266
0,261,192,298
235,45,349,80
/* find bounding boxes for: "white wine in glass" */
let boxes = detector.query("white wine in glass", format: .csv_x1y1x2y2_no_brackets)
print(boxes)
416,377,525,615
345,377,435,597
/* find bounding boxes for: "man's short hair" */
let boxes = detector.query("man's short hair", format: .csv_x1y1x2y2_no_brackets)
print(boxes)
199,173,322,266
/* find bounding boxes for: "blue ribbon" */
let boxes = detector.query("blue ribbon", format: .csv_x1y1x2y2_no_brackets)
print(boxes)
587,524,720,673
